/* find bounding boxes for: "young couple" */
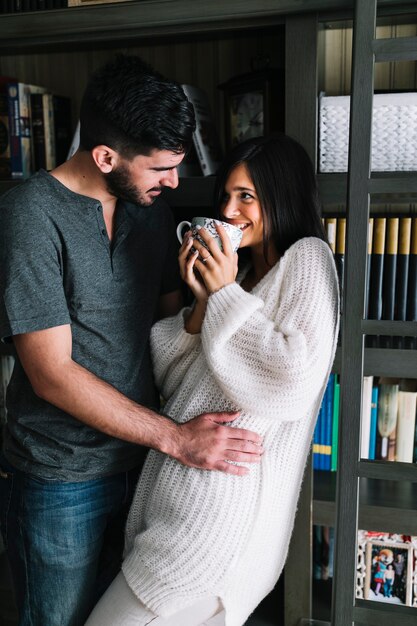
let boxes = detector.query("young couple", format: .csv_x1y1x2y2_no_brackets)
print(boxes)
0,54,339,626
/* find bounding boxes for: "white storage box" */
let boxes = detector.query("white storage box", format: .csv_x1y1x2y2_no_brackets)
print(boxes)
319,92,417,172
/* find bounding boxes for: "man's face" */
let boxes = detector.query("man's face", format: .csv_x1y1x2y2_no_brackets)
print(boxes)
104,149,184,206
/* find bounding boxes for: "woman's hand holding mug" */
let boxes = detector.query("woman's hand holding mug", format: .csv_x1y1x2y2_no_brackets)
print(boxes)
177,217,242,296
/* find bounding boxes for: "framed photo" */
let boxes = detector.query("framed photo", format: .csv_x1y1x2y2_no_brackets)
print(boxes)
356,532,417,607
219,68,284,150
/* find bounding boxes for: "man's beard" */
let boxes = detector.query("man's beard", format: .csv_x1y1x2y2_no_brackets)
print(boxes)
104,162,161,206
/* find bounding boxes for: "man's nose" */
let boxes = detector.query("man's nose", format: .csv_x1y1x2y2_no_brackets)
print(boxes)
162,168,179,189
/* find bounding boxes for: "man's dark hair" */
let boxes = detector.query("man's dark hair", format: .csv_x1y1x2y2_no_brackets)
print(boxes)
79,55,195,158
214,133,327,264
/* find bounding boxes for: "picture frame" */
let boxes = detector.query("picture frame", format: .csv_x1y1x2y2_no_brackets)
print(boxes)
219,67,285,150
356,532,417,607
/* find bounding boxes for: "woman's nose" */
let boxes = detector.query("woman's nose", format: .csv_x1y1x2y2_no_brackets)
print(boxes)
222,197,240,218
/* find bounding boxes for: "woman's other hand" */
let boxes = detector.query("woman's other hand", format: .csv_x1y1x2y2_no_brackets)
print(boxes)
178,231,209,303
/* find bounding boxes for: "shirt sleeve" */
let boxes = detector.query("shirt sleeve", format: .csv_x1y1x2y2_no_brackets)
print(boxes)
201,238,340,422
0,197,71,342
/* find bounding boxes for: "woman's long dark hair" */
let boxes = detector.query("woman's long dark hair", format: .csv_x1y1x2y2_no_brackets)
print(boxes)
214,133,327,262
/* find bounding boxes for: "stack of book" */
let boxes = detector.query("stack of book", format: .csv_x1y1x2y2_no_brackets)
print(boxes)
325,216,417,348
0,77,72,180
361,377,417,463
313,373,340,471
313,375,417,471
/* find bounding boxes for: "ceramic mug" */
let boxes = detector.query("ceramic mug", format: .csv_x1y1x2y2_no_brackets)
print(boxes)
176,216,243,253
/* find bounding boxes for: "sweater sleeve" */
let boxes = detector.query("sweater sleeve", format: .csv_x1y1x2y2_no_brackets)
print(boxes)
150,308,202,400
201,238,339,421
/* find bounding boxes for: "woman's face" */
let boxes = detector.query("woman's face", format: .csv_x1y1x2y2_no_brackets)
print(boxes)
220,163,264,251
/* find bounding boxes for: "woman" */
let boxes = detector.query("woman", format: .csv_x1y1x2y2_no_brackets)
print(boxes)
86,133,340,626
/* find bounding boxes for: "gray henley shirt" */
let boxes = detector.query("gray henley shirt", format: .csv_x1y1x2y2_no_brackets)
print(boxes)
0,169,181,480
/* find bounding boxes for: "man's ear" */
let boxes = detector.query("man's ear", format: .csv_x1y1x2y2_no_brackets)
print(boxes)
91,145,119,173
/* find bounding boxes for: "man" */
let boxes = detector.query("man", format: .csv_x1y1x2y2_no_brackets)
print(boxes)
0,55,262,625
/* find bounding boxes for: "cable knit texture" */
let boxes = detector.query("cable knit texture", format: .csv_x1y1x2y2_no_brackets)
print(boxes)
123,237,339,626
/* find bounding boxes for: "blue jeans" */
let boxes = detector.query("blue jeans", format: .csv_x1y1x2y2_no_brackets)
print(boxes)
0,453,143,626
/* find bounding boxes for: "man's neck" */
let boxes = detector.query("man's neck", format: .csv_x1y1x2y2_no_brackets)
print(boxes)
51,151,117,216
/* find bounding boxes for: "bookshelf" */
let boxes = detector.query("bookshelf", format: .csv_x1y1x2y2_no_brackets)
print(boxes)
1,1,417,626
332,2,417,626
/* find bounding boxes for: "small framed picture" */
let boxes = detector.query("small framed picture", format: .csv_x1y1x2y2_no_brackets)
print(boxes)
358,536,415,606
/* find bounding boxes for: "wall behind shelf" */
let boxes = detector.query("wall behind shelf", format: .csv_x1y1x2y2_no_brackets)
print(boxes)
319,22,417,95
0,27,285,150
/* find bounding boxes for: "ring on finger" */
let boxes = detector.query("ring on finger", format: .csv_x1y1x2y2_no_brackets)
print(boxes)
200,250,212,263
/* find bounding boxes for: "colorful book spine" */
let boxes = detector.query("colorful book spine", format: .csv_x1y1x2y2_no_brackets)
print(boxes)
361,376,374,460
31,92,55,172
368,217,386,347
331,376,340,471
8,82,47,178
0,76,15,180
324,373,335,470
368,385,379,460
395,390,417,463
325,217,337,255
394,217,412,349
405,218,417,349
335,218,346,313
380,218,399,348
313,405,322,470
376,383,399,461
365,218,374,318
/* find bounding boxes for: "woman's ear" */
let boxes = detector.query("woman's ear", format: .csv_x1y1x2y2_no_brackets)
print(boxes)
91,145,118,173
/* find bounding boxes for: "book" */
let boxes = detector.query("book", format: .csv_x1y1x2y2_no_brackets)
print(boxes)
380,217,399,347
313,404,322,470
8,81,48,178
325,217,337,254
0,76,16,179
395,390,417,463
331,376,340,471
181,84,223,176
367,217,386,347
365,218,374,318
335,218,346,312
394,217,412,349
323,373,335,470
368,385,378,460
368,217,386,320
361,376,374,460
405,218,417,349
31,92,55,171
376,382,399,461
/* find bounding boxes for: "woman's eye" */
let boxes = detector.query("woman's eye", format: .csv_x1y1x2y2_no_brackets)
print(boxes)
241,192,253,200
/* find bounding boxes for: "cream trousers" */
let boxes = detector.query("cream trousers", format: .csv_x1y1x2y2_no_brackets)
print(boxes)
84,571,225,626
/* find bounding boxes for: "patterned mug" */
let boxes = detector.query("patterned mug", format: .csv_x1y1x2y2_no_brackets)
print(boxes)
176,216,243,253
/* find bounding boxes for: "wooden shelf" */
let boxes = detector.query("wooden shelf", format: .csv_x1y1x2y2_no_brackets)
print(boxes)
313,472,417,534
318,172,417,207
353,601,417,626
0,0,414,52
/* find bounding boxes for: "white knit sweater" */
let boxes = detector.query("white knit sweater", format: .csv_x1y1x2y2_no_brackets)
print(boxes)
123,237,339,626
